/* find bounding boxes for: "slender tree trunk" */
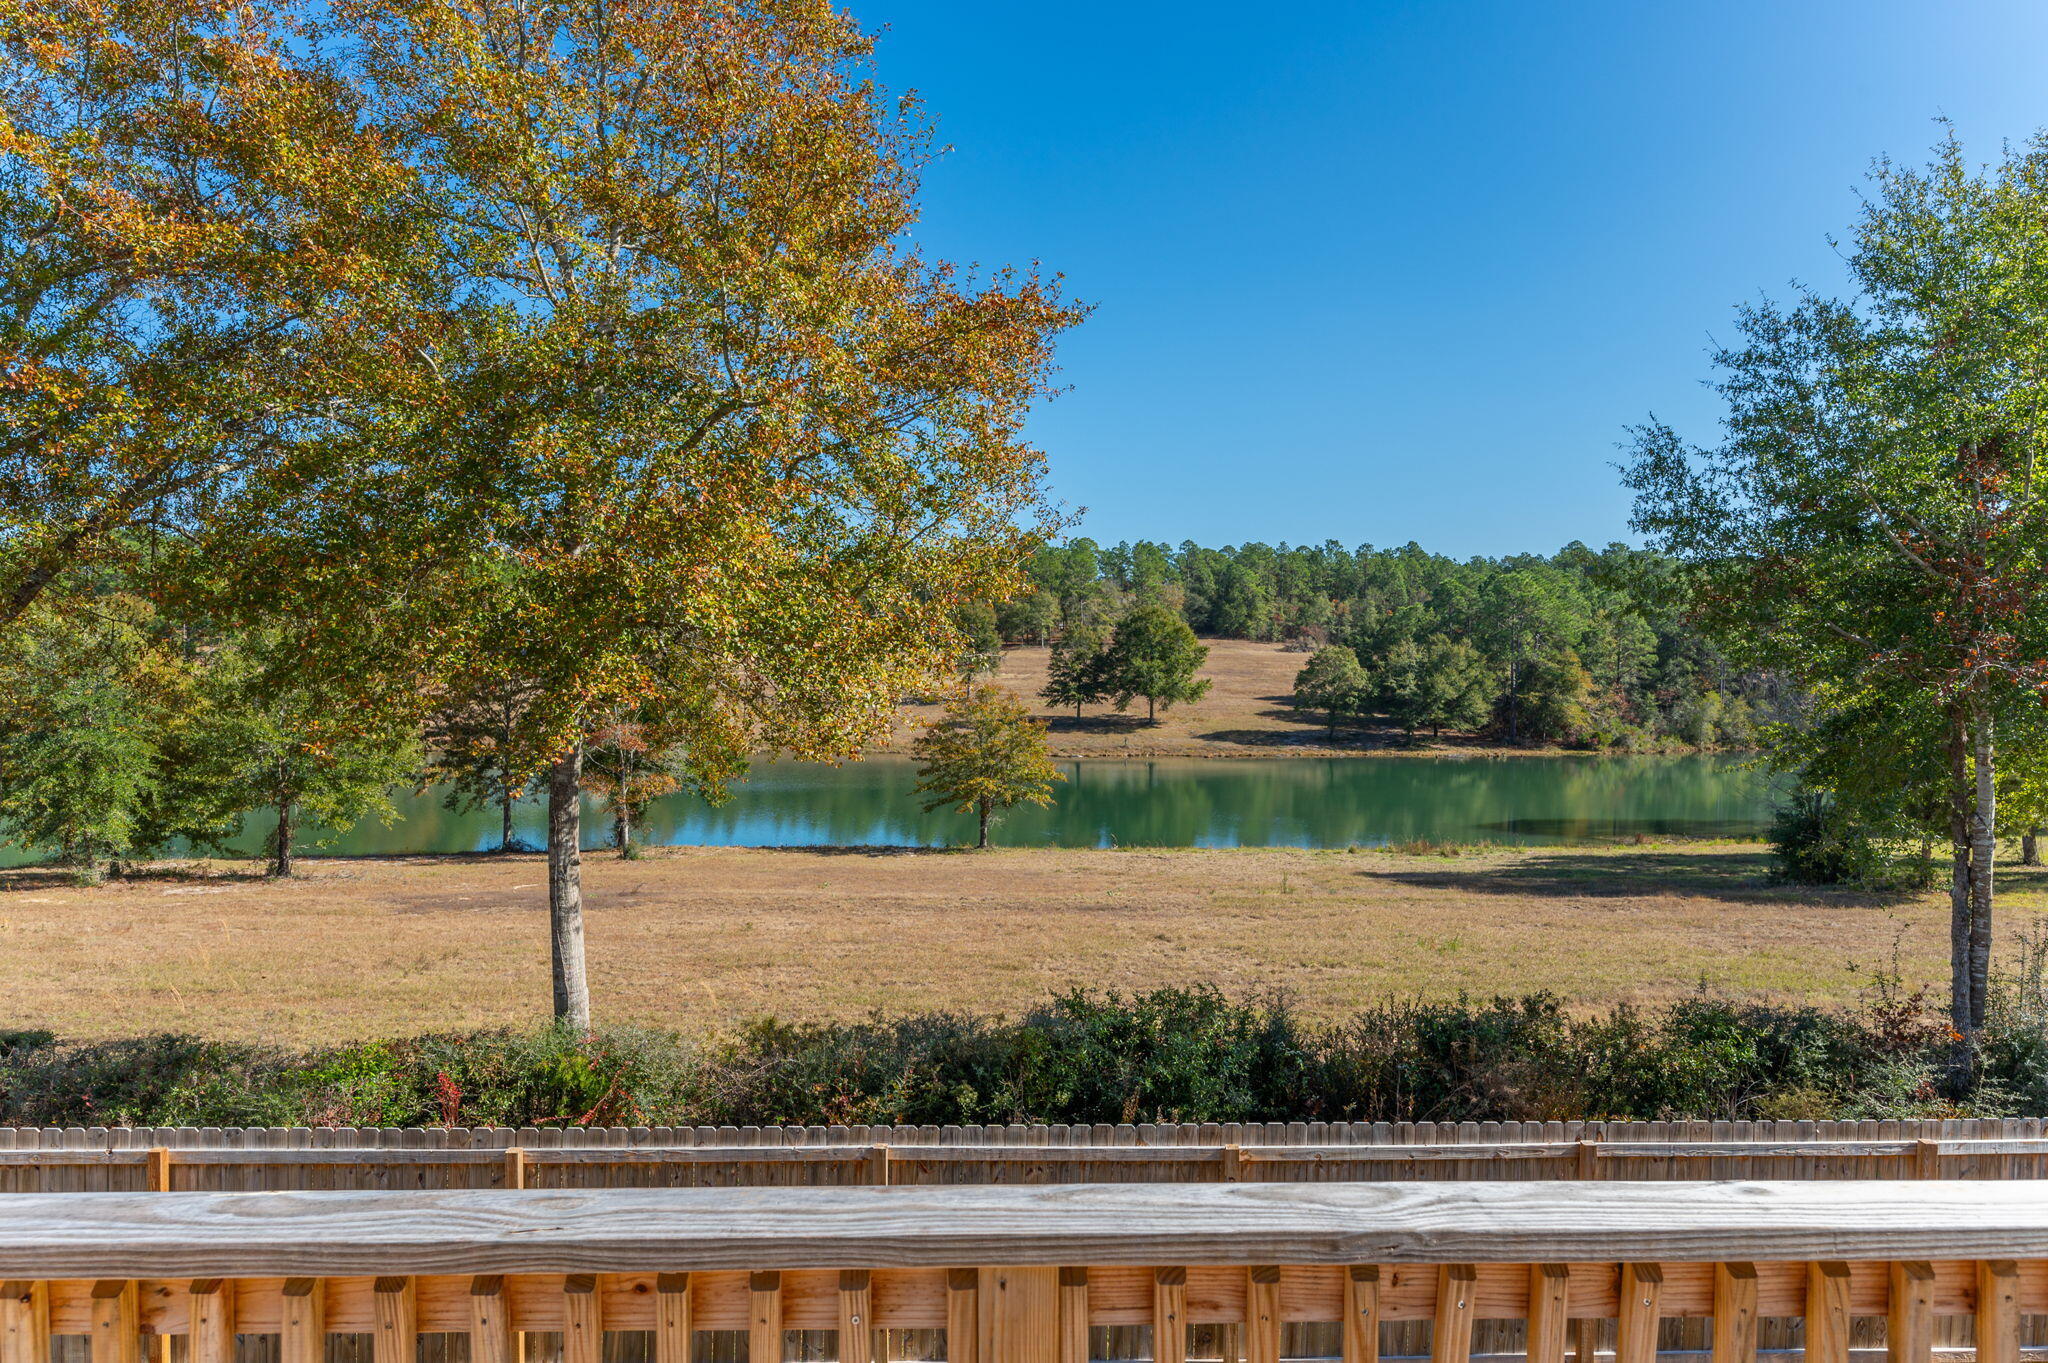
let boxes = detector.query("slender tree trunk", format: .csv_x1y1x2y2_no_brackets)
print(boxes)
548,745,591,1030
271,797,295,878
1969,706,1996,1033
1147,695,1156,723
1949,710,1975,1043
500,784,514,852
2025,830,2041,867
614,806,632,858
977,799,990,849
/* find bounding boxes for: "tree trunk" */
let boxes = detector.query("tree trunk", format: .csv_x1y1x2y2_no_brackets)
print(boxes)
500,785,514,852
614,806,631,858
1948,710,1975,1044
1969,706,1996,1033
270,798,295,878
548,745,591,1030
1147,695,1156,724
2026,830,2041,866
977,799,991,849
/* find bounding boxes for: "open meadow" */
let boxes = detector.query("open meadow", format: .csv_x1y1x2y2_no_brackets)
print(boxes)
7,842,2043,1046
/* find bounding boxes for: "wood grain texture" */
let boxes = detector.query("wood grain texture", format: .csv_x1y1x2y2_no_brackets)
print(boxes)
281,1279,324,1363
0,1281,48,1363
1057,1269,1087,1363
13,1181,2048,1276
469,1277,518,1363
1429,1265,1474,1363
1153,1268,1186,1363
750,1271,782,1363
1976,1260,2019,1363
1709,1262,1756,1363
1615,1264,1661,1363
187,1280,233,1363
1803,1263,1849,1363
1886,1262,1932,1363
91,1281,138,1363
1525,1265,1568,1363
371,1277,414,1363
1341,1266,1378,1363
656,1274,691,1363
1245,1268,1279,1363
946,1269,978,1363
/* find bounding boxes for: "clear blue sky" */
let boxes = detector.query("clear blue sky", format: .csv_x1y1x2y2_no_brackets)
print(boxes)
861,0,2048,558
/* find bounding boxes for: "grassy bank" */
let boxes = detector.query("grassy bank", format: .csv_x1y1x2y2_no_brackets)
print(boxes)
5,843,2044,1044
3,982,2039,1128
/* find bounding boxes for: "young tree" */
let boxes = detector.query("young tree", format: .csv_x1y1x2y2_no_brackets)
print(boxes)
953,604,1004,682
1411,636,1494,738
1042,622,1112,719
222,0,1081,1026
994,590,1057,645
1292,645,1366,736
181,638,422,877
911,687,1063,848
423,679,539,853
1103,604,1211,724
583,715,689,857
1623,132,2048,1046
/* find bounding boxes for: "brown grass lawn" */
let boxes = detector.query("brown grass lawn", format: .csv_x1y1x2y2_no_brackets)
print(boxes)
8,843,2046,1045
878,638,1520,758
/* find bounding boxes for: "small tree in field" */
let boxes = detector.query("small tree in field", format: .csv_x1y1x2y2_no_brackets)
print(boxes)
1042,621,1111,719
1292,645,1366,735
911,687,1063,848
1104,604,1211,723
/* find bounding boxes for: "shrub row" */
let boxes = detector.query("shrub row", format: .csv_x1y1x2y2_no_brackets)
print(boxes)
9,977,2048,1128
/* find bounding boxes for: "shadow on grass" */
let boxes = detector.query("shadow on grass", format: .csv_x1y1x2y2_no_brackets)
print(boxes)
1371,848,1918,908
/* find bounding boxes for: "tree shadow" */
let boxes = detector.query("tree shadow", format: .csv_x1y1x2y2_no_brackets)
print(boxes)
1045,713,1159,733
1370,848,1917,908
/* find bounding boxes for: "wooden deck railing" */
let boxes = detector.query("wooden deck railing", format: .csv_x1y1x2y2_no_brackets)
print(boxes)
0,1181,2045,1363
10,1121,2048,1193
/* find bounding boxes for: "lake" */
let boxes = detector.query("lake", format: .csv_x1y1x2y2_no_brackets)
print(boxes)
36,755,1776,862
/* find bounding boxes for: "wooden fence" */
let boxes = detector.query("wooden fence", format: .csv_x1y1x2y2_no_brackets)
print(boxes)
0,1181,2046,1363
9,1122,2048,1194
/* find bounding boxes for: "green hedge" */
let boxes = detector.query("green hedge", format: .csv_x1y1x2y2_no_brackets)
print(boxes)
7,981,2046,1127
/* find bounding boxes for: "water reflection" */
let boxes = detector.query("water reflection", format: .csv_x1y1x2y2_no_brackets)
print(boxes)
5,755,1778,862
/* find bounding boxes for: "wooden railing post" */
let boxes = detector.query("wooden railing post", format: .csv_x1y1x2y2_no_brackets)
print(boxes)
751,1271,783,1363
564,1274,602,1363
189,1280,234,1363
1152,1268,1186,1363
90,1281,138,1363
0,1282,48,1363
1431,1265,1476,1363
1804,1262,1850,1363
1057,1269,1088,1363
1976,1261,2020,1363
1342,1266,1379,1363
1887,1262,1933,1363
947,1269,979,1363
1527,1264,1569,1363
840,1270,873,1363
372,1277,415,1363
655,1274,692,1363
1616,1264,1662,1363
1245,1267,1280,1363
1710,1262,1757,1363
282,1280,325,1363
979,1268,1057,1363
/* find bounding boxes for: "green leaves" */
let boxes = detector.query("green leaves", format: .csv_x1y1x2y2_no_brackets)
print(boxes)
910,686,1062,846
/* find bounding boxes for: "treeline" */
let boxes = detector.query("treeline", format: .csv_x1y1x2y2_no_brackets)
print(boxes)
992,539,1777,749
2,981,2038,1127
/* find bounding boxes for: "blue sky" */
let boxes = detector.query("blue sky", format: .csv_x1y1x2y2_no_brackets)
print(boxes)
860,0,2048,557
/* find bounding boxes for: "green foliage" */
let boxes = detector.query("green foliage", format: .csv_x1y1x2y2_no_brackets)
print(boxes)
1102,604,1212,723
15,981,2048,1125
951,604,1003,681
1291,645,1366,735
1041,622,1112,717
911,686,1064,847
1768,789,1892,887
1025,539,1764,750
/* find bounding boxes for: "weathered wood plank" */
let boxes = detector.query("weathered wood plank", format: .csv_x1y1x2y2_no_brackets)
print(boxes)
372,1277,415,1363
750,1272,782,1363
947,1269,978,1363
841,1270,873,1363
469,1276,518,1363
655,1274,691,1363
187,1280,233,1363
90,1282,138,1363
563,1274,601,1363
10,1183,2048,1276
1245,1268,1279,1363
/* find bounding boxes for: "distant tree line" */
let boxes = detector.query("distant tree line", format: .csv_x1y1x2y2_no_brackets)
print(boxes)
998,538,1777,749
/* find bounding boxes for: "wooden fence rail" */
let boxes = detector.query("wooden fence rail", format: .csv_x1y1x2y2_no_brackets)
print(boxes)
0,1182,2045,1363
13,1128,2048,1193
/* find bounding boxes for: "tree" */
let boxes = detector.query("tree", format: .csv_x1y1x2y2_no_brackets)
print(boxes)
1292,646,1366,736
179,637,422,877
1472,567,1584,744
1515,649,1595,745
221,0,1081,1026
994,590,1057,645
911,687,1063,848
1623,132,2048,1048
953,604,1004,682
583,715,688,858
423,679,539,853
0,588,169,877
0,0,422,631
1103,604,1212,723
1043,621,1112,719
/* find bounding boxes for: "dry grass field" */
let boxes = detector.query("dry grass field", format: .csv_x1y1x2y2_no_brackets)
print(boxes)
7,842,2044,1045
879,638,1512,758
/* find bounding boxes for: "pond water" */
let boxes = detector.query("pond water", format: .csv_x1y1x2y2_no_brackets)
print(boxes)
18,754,1777,863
